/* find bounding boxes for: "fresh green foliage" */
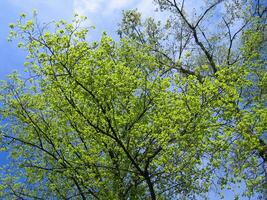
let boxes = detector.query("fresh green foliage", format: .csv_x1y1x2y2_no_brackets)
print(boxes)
0,1,266,199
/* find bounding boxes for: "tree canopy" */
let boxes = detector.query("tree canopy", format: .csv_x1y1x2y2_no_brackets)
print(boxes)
0,0,266,199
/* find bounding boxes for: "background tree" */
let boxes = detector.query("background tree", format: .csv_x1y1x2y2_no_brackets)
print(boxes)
0,0,266,199
118,0,267,196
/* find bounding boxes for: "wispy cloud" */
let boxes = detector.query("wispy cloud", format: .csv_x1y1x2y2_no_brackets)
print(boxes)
136,0,169,23
73,0,134,16
137,0,155,17
107,0,134,12
73,0,104,15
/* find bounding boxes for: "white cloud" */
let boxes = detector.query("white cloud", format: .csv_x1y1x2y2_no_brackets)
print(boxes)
136,0,169,23
136,0,155,17
108,0,133,10
73,0,134,16
71,0,211,30
102,0,135,15
73,0,104,15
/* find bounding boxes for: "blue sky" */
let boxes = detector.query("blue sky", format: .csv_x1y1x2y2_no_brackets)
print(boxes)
0,0,158,164
0,0,170,78
0,0,209,78
0,1,260,199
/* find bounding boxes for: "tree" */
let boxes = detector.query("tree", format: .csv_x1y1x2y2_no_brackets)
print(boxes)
0,0,266,199
118,0,267,197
